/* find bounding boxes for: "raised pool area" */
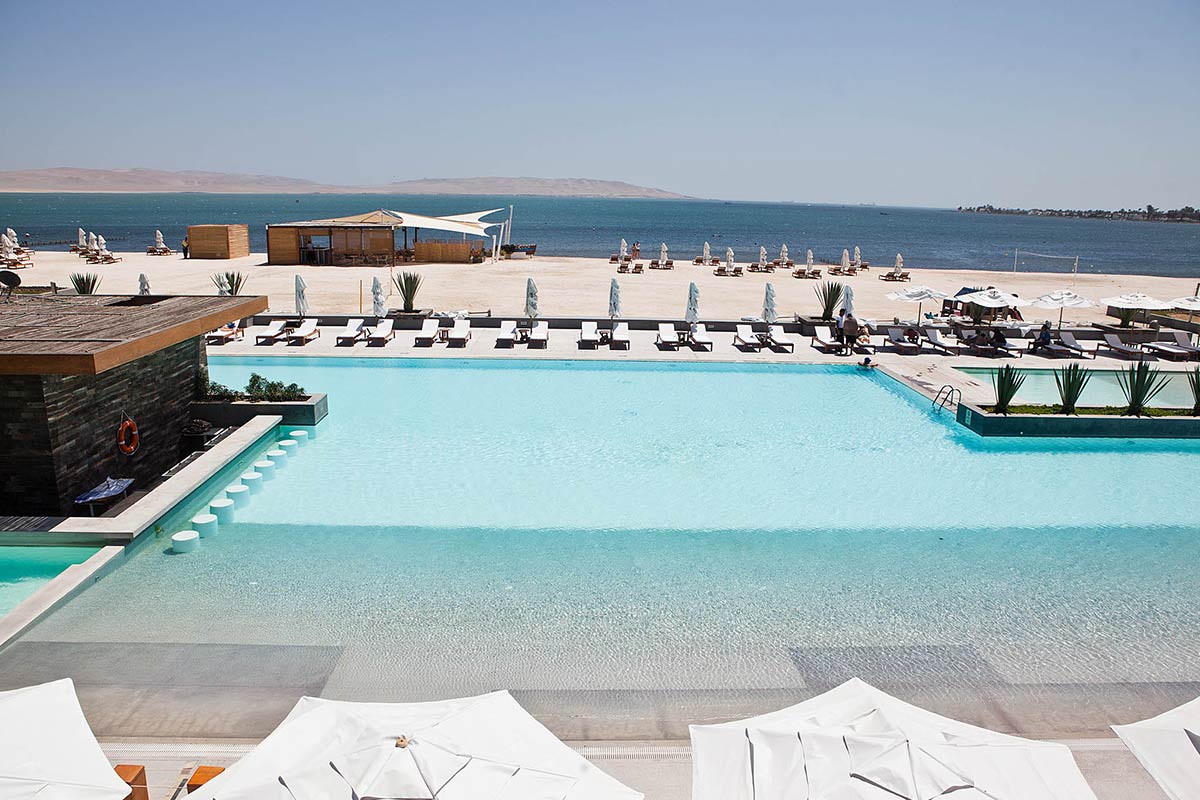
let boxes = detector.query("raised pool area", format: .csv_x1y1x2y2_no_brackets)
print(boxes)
0,546,97,615
1,357,1197,740
957,366,1197,408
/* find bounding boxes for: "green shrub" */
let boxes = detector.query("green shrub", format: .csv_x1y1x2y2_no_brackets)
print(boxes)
1185,366,1200,416
1053,363,1091,415
992,364,1025,415
205,379,243,400
815,281,843,321
392,271,423,313
1117,362,1170,416
203,373,306,402
69,272,101,294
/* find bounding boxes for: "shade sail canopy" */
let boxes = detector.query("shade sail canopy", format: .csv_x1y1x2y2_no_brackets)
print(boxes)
690,679,1097,800
274,208,501,238
955,288,1030,308
189,691,642,800
0,679,132,800
1099,292,1173,310
1113,695,1200,800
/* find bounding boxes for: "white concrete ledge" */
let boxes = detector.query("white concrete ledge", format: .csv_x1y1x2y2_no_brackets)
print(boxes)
0,546,124,649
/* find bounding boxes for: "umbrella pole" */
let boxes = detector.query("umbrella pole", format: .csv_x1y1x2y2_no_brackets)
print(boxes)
1058,307,1064,330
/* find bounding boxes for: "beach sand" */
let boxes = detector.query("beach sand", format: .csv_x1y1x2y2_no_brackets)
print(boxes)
22,251,1199,325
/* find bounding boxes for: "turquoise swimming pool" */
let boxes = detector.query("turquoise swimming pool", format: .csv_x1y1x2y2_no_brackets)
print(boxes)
0,547,96,615
958,366,1197,408
5,358,1199,737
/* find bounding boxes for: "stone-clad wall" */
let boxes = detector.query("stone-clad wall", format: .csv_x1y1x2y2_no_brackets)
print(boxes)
0,337,208,516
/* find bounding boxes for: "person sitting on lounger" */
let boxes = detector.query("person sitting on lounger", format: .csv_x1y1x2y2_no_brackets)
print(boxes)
988,328,1008,348
1030,322,1053,354
903,328,920,344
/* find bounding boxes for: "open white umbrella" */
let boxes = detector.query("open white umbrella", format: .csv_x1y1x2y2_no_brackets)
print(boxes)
758,246,767,269
371,276,386,317
853,245,862,265
660,242,668,264
956,287,1030,309
841,249,850,271
762,283,777,324
189,691,642,800
1171,295,1200,323
725,247,734,269
780,244,788,264
154,229,165,250
685,281,700,324
842,284,855,316
1031,289,1096,328
807,249,814,268
138,273,151,295
87,231,97,250
887,285,949,321
1113,695,1200,800
691,679,1097,800
525,277,539,319
620,239,628,261
609,278,621,319
77,228,86,249
0,679,133,800
1099,292,1173,310
702,241,711,263
294,274,309,317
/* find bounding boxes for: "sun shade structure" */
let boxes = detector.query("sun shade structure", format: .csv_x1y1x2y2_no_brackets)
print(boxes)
1099,292,1173,311
1113,695,1200,800
888,285,949,321
1031,289,1096,327
955,288,1031,308
690,679,1097,800
1171,296,1200,312
0,678,133,800
188,691,642,800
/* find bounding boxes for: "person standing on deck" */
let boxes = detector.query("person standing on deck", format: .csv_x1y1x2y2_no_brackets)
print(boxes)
835,308,846,344
181,237,189,259
842,312,860,356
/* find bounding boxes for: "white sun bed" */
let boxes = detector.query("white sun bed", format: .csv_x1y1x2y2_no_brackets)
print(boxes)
610,322,630,349
691,323,714,351
885,327,921,354
923,327,959,355
335,318,365,346
1057,331,1097,359
366,319,395,345
415,318,440,346
656,322,680,348
529,320,549,347
734,324,762,350
810,325,840,353
254,319,287,345
496,320,517,347
578,321,600,348
448,319,471,346
1101,333,1147,360
207,323,242,344
767,325,797,352
287,319,320,345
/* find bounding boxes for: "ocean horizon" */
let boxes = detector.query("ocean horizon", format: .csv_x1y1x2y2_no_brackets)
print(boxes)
2,192,1198,277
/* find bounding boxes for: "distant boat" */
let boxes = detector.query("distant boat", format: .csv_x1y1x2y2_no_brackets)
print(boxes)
509,243,537,256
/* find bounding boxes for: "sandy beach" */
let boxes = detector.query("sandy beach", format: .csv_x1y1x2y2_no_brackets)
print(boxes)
19,250,1199,325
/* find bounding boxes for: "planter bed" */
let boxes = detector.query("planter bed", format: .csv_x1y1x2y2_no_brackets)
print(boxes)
191,393,328,427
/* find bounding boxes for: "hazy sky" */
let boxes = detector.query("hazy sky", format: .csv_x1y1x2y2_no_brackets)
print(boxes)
3,0,1197,208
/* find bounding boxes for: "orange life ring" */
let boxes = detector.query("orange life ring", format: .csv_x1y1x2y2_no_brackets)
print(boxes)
117,418,139,455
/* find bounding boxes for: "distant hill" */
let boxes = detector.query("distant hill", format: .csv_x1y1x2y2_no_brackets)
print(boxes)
0,168,689,199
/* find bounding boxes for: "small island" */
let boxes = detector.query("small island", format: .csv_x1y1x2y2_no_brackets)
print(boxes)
958,204,1199,223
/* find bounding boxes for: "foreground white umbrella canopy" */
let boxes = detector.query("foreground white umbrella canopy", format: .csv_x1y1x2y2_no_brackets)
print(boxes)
956,288,1030,308
1171,296,1200,312
371,276,386,317
138,273,151,295
691,679,1097,800
294,274,309,316
190,691,642,800
762,283,777,324
685,281,700,323
702,241,711,262
1099,292,1173,311
609,278,621,318
1113,695,1200,800
0,679,132,800
525,277,539,318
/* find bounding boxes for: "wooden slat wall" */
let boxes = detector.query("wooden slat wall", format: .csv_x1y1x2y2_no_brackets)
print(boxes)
187,225,250,259
414,241,472,263
267,226,301,265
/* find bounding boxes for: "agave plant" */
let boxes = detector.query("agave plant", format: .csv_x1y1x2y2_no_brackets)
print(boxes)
211,271,248,296
69,272,101,294
1117,362,1170,416
1185,366,1200,416
1117,307,1137,328
992,364,1025,415
393,271,423,313
815,281,844,321
1053,363,1091,415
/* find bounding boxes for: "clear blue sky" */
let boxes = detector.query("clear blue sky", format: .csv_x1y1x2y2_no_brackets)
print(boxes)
2,0,1197,208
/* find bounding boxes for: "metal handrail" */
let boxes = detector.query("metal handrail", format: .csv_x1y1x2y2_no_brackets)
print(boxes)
932,384,961,411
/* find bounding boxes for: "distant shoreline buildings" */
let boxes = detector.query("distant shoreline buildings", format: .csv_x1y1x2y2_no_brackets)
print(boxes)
957,204,1199,223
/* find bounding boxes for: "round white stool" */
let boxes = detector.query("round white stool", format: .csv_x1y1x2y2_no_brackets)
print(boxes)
192,513,219,538
254,459,276,480
277,439,298,456
171,530,199,553
266,448,287,467
289,430,309,446
210,498,235,523
242,471,263,494
226,484,250,507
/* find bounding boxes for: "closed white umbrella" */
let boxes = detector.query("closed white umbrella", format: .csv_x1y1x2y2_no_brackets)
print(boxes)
807,249,814,268
853,245,861,265
762,283,777,324
1113,695,1200,800
524,277,538,319
620,238,628,261
371,276,386,317
137,273,151,295
77,228,86,249
188,692,642,800
780,243,788,264
887,285,949,321
87,231,97,250
841,284,855,316
758,246,767,269
295,274,309,317
97,234,107,253
609,278,621,319
0,236,12,260
956,288,1030,309
5,227,15,242
896,253,904,270
154,229,165,250
702,241,711,263
685,281,700,324
660,242,668,264
0,679,133,800
1031,289,1096,328
725,247,734,269
841,249,850,271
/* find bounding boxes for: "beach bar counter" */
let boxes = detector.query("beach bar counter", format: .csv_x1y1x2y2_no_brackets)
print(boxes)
265,208,501,267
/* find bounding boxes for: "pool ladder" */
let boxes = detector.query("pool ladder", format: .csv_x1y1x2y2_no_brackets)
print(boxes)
932,384,961,412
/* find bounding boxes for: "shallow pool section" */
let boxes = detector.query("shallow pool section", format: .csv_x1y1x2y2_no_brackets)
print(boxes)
3,358,1198,740
0,547,97,615
957,366,1197,408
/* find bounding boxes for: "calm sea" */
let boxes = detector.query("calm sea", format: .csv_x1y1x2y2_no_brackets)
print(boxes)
1,193,1197,277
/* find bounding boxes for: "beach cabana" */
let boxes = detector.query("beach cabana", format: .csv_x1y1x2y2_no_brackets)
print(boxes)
0,679,133,799
266,208,501,266
1113,695,1200,800
188,690,642,800
691,678,1097,800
